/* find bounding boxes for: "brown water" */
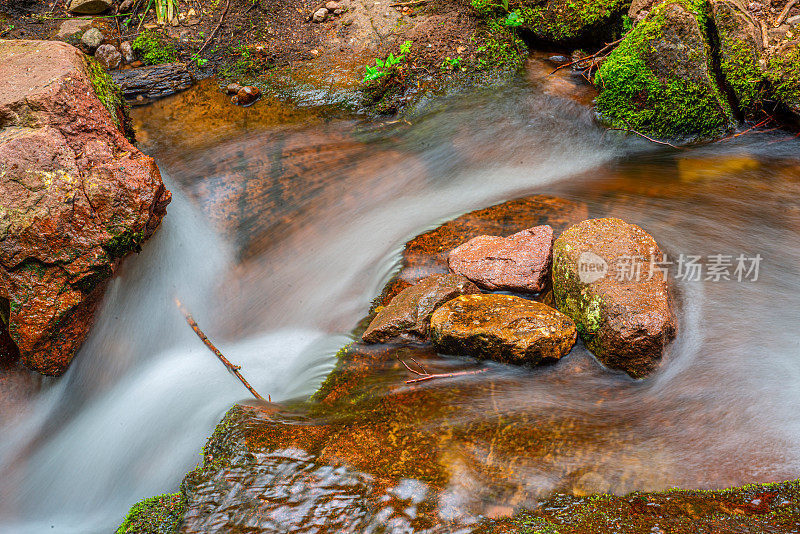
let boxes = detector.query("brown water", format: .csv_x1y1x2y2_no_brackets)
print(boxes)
0,56,798,533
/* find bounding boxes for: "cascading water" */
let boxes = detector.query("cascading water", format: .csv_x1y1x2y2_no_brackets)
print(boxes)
1,59,799,533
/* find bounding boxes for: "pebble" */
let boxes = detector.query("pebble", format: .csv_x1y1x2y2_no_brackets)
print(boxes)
118,0,134,13
226,82,243,95
235,85,261,106
325,1,339,9
56,18,92,39
120,41,134,63
94,43,122,70
312,7,328,22
788,14,800,25
81,27,104,50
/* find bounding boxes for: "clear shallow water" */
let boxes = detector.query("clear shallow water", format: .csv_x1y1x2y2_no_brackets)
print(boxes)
0,59,799,533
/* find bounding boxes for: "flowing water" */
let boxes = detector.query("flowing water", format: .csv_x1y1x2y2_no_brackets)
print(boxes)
0,57,799,533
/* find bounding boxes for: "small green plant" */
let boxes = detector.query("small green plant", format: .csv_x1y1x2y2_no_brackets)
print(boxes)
131,30,177,65
137,0,179,27
192,54,209,67
440,56,464,70
622,14,633,31
502,10,523,26
362,41,412,82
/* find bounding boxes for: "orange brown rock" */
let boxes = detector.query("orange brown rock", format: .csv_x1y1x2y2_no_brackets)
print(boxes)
430,294,577,365
448,225,554,293
362,273,480,343
0,40,171,375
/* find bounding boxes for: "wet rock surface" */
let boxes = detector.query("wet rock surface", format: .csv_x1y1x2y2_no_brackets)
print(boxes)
430,294,577,365
385,195,589,304
552,218,677,378
362,273,479,343
0,40,170,375
110,62,195,105
448,225,554,293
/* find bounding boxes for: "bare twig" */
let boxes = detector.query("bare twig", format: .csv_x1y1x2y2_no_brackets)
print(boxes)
548,37,624,76
175,297,267,401
400,359,488,384
717,117,771,141
390,0,429,6
776,0,797,26
197,0,231,54
605,127,686,149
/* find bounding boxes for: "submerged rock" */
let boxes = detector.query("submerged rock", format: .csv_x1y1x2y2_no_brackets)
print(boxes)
234,85,261,106
0,41,170,375
595,0,734,140
552,218,677,378
430,294,577,365
362,273,480,343
448,225,554,294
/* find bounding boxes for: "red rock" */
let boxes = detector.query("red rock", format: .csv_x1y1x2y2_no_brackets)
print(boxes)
235,85,261,106
448,225,554,293
362,273,479,343
0,40,171,376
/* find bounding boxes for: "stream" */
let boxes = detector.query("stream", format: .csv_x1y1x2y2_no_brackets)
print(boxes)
0,57,799,533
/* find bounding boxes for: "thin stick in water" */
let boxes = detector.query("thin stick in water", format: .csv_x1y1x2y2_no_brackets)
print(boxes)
174,297,267,401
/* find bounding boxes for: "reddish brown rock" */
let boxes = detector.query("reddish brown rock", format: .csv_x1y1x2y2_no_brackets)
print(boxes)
552,218,677,378
362,273,479,343
0,40,171,376
448,225,554,293
235,85,261,106
430,294,577,365
383,195,589,304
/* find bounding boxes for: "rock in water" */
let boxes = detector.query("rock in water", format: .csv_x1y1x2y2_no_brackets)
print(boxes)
95,43,122,69
363,273,479,343
68,0,112,14
235,85,261,106
552,218,677,378
595,0,734,140
448,225,553,293
0,40,171,376
430,294,577,365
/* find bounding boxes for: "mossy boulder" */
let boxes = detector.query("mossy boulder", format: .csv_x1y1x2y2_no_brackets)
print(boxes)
517,0,632,44
765,46,800,117
710,0,765,115
116,493,186,534
595,0,735,140
552,218,677,378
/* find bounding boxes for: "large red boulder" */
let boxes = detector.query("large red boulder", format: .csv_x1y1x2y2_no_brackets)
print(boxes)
0,40,171,376
448,225,554,293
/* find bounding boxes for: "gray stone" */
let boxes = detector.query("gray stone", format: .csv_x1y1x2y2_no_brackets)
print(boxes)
118,0,135,13
120,41,134,63
80,28,104,50
55,19,92,39
68,0,113,15
95,44,122,70
312,7,328,22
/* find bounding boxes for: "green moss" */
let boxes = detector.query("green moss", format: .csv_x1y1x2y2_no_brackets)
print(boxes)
765,47,800,112
116,493,186,534
132,30,178,66
475,19,528,70
103,228,146,259
519,0,630,43
85,58,129,135
595,0,734,140
717,39,763,112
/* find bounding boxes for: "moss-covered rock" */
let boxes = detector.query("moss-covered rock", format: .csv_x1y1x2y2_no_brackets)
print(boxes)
131,30,178,66
710,0,764,115
595,0,735,140
518,0,632,43
116,493,186,534
765,46,800,117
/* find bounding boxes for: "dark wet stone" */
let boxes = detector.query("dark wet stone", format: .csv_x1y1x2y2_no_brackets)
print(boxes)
362,273,479,343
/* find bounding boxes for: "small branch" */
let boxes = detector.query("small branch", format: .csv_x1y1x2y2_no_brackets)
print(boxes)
717,117,771,141
548,37,624,76
390,0,429,6
400,359,488,384
197,0,230,54
605,127,685,149
175,297,267,401
776,0,797,26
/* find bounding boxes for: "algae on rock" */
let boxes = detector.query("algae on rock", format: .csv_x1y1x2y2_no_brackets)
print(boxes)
595,0,735,140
